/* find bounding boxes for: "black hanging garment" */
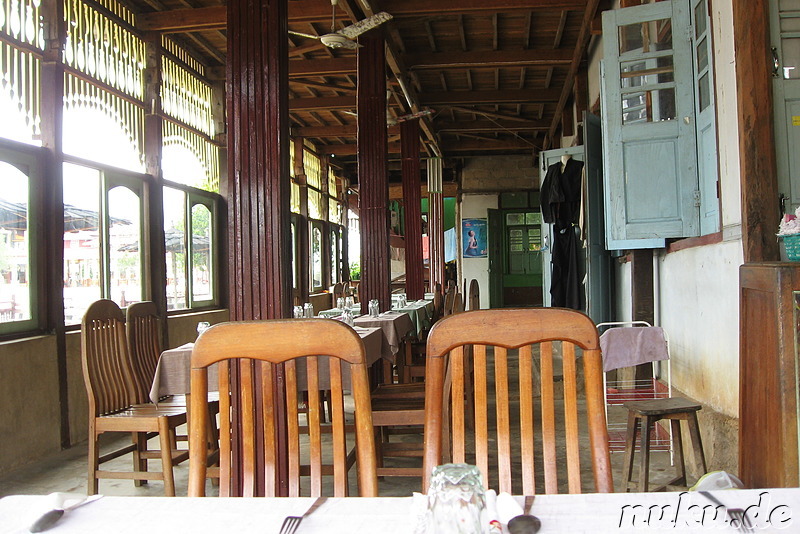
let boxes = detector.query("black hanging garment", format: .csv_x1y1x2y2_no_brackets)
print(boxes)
540,158,584,309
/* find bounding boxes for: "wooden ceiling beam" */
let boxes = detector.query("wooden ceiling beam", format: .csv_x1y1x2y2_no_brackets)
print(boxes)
440,138,539,151
421,89,561,105
288,58,356,77
320,142,403,156
447,105,538,122
379,0,587,16
545,0,600,148
405,49,573,70
389,182,458,200
293,124,401,136
290,79,355,93
435,119,549,133
289,96,355,110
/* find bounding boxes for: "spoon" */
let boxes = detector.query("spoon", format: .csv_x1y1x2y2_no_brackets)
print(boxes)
507,495,541,534
507,515,542,534
29,494,103,532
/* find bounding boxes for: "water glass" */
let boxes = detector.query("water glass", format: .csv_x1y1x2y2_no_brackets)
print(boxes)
399,294,408,307
197,322,211,336
342,308,355,326
303,302,314,318
293,305,304,318
336,297,345,310
369,299,380,318
344,296,355,311
424,464,486,534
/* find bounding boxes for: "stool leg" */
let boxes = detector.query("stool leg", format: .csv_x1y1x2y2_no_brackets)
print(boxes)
638,415,653,492
687,412,708,475
670,419,686,487
621,411,638,492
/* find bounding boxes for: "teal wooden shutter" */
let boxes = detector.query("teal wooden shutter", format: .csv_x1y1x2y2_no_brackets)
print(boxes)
692,0,719,235
601,0,699,248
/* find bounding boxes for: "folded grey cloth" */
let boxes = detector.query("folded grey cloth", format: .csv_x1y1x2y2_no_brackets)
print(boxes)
599,326,669,372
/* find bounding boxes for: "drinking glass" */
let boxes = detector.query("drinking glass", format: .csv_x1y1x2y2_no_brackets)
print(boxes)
344,296,355,311
424,464,486,534
336,297,345,310
303,302,314,318
197,322,210,336
293,305,304,318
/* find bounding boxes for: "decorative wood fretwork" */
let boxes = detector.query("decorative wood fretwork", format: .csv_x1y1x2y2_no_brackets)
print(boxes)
63,0,145,100
162,120,220,191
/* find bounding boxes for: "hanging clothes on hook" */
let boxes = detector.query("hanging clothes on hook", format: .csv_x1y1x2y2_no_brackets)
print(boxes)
539,156,585,310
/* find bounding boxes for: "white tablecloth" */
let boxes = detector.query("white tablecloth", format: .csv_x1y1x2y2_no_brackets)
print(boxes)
149,327,384,404
3,488,799,533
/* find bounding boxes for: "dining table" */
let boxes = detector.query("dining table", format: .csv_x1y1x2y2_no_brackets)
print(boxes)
149,326,385,404
2,487,797,533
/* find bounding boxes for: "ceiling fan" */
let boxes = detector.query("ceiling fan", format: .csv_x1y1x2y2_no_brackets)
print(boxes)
288,0,393,50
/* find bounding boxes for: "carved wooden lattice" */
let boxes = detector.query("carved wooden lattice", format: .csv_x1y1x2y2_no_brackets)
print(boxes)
162,120,220,192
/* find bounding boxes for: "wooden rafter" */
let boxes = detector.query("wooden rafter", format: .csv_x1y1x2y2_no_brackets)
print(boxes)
405,49,573,69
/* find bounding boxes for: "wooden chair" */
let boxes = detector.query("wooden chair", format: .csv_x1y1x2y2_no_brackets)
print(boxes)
422,308,614,494
188,319,378,497
126,301,168,405
468,279,480,311
331,282,344,308
81,299,188,496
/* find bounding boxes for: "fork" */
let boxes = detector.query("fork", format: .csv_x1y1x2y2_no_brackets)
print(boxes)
279,496,328,534
698,491,754,533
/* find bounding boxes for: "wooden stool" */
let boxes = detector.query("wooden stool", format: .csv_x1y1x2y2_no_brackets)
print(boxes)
621,397,708,492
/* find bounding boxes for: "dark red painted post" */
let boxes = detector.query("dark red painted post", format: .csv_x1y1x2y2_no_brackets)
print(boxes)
227,0,291,496
401,119,424,300
357,29,391,311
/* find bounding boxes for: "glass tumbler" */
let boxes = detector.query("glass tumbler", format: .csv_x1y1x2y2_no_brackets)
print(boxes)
303,302,314,318
424,463,486,534
344,296,355,311
293,305,304,318
336,297,345,310
197,322,211,337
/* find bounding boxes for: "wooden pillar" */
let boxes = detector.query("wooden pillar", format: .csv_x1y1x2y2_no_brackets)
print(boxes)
357,29,391,311
428,157,445,291
340,176,351,282
143,33,168,346
401,119,424,300
321,155,332,285
227,0,291,497
40,0,68,448
733,0,780,262
631,249,654,382
294,138,309,304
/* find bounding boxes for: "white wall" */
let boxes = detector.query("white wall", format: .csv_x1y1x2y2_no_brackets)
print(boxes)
461,194,498,310
658,241,743,417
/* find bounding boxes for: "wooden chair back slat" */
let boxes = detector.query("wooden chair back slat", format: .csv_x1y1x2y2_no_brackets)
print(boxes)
240,359,256,497
260,360,277,497
126,301,162,404
306,357,323,497
423,308,613,495
450,346,466,464
563,342,581,493
494,347,512,494
443,289,455,317
81,300,136,416
188,319,378,498
518,344,536,495
329,359,347,495
473,344,489,482
218,360,231,497
453,293,464,315
540,341,557,494
285,360,301,497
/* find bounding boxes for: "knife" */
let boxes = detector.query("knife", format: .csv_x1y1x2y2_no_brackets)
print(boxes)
29,494,103,532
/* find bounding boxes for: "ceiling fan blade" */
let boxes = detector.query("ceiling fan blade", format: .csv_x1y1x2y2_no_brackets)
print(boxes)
337,12,393,39
288,30,321,40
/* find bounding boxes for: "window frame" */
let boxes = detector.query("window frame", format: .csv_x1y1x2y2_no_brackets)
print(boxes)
0,140,43,335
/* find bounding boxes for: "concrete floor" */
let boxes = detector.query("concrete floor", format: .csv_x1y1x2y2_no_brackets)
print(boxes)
0,401,690,498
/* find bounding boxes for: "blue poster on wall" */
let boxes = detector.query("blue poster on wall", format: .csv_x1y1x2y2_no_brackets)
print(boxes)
462,218,488,258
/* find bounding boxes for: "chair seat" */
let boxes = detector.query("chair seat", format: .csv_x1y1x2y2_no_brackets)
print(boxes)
95,405,187,433
624,397,702,416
